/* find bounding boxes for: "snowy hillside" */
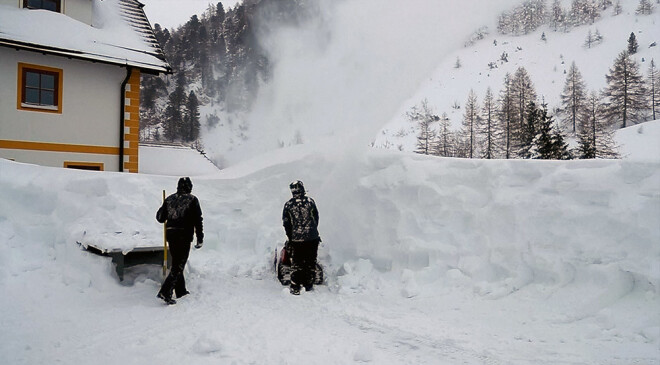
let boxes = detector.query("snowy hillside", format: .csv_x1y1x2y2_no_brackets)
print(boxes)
0,121,659,364
374,0,659,151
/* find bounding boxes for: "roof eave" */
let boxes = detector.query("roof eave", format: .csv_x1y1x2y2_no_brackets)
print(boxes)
0,38,172,74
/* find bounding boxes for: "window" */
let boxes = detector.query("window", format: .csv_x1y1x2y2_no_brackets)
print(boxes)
17,63,63,113
24,0,61,12
64,162,104,171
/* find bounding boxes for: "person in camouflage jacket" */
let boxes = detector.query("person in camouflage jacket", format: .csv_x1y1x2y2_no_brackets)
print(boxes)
282,180,320,295
156,177,204,304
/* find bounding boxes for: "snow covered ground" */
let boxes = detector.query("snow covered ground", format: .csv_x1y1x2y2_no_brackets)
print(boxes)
0,121,658,364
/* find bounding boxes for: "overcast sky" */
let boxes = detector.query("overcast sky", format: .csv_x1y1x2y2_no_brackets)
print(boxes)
140,0,241,29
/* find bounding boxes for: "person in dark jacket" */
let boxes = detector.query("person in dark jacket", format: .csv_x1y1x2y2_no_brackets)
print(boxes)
156,177,204,305
282,180,320,295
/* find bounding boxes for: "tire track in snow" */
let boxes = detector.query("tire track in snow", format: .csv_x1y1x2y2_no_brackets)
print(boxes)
334,310,502,365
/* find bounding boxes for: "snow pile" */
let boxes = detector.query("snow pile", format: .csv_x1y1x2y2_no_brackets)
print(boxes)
0,120,658,363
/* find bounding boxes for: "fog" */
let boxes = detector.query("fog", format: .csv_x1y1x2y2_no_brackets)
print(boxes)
205,0,520,166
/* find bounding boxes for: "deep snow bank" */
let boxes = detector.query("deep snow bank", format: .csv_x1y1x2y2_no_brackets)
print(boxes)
1,142,658,297
1,133,659,363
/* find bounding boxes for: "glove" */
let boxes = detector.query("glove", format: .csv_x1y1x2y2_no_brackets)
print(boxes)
195,239,203,249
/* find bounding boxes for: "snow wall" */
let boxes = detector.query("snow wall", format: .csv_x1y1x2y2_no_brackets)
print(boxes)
1,142,658,304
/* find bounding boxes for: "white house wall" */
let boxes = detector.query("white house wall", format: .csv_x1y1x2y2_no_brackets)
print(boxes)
0,47,127,170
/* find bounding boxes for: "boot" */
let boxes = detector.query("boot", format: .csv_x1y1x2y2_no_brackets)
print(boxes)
157,292,177,305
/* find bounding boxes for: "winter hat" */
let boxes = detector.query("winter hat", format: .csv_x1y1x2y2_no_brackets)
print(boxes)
177,177,193,194
289,180,305,196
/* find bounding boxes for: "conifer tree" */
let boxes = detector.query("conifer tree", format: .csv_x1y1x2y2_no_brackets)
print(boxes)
628,32,639,54
163,74,187,142
585,29,595,48
409,100,439,155
584,28,604,48
434,113,454,157
530,103,571,159
636,0,654,15
184,91,201,142
479,88,502,159
602,50,649,128
498,73,516,159
520,101,539,158
512,67,538,155
570,0,590,26
613,0,623,15
586,0,602,24
461,90,480,158
550,0,566,31
561,62,588,133
648,59,659,120
576,91,619,158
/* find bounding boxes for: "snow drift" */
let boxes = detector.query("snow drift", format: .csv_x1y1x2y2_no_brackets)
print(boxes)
0,121,658,364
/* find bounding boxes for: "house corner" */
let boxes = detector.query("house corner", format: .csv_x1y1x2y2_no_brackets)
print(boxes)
124,69,141,173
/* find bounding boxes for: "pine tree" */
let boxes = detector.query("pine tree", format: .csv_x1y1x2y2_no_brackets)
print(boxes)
521,0,547,34
613,0,623,15
434,113,454,157
164,100,183,142
585,29,595,48
184,91,201,142
584,28,604,48
602,50,649,128
512,67,538,155
479,88,502,159
570,0,590,26
530,103,571,159
520,101,539,158
648,59,659,120
461,90,480,159
498,73,516,159
560,62,588,133
409,100,439,155
576,91,619,158
594,29,604,45
636,0,654,15
497,0,547,35
550,0,566,31
586,0,602,24
628,32,639,54
163,74,187,142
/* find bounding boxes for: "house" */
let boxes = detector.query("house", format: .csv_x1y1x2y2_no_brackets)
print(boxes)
0,0,171,172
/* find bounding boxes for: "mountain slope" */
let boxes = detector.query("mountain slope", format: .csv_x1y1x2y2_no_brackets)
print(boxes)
374,0,659,151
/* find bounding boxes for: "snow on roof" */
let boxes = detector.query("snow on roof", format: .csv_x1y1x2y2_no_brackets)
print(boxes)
0,0,171,73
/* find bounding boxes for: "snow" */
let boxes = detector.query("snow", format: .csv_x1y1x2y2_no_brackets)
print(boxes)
0,0,169,72
373,0,660,150
1,0,659,363
616,120,660,160
139,144,220,176
0,121,659,364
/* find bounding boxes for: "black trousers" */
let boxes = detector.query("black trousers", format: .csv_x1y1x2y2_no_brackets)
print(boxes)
159,229,191,298
289,239,319,289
